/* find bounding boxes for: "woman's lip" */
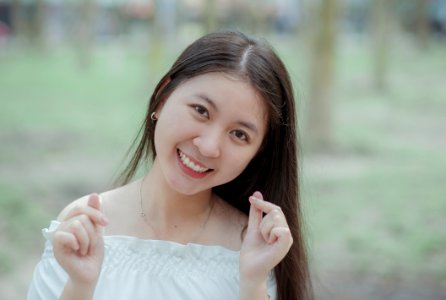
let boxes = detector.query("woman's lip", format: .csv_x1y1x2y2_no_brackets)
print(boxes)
177,149,210,170
176,149,213,178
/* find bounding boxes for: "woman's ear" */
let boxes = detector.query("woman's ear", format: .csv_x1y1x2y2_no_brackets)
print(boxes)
154,77,171,114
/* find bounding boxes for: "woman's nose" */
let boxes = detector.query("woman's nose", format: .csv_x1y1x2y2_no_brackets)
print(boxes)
192,130,221,158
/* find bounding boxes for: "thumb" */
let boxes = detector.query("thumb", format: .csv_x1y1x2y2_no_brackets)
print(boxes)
252,191,263,200
87,193,102,212
247,191,263,232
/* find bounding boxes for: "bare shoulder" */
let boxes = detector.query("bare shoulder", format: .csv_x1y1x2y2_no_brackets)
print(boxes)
217,199,248,228
97,180,141,235
211,196,248,250
56,180,140,227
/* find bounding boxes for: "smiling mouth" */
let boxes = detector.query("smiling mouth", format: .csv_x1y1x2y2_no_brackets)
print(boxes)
177,149,213,173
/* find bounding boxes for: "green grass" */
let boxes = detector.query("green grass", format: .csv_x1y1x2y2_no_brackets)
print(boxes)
1,48,147,137
0,38,445,287
0,185,49,276
300,38,446,283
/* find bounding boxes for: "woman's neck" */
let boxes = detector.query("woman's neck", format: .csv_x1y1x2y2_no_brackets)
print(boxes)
139,159,215,239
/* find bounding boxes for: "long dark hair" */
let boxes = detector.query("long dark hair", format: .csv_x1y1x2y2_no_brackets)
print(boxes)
118,31,312,300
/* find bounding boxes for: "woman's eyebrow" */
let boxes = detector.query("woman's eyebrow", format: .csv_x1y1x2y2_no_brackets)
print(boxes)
194,93,259,134
195,93,218,111
237,121,259,134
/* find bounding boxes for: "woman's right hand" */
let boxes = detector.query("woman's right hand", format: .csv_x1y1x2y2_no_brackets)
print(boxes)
53,194,108,286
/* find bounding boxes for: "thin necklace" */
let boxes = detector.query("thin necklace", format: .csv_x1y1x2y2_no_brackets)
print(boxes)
139,177,215,242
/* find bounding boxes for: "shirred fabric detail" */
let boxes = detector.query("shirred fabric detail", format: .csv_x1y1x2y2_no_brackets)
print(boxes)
27,221,277,300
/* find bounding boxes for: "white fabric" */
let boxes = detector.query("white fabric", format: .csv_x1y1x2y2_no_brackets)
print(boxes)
27,221,277,300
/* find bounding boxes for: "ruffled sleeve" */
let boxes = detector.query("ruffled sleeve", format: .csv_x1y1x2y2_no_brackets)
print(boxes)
27,221,279,300
27,221,68,300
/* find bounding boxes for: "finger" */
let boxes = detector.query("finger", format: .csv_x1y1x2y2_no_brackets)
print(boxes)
89,194,109,232
67,219,90,256
259,209,286,243
76,214,98,251
89,194,107,237
249,195,281,215
247,198,263,232
53,231,79,253
63,203,108,226
88,193,102,211
270,227,293,251
252,191,263,200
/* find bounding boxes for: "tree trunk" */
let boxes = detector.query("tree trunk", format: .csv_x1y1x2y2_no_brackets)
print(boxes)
11,0,25,38
416,0,429,48
370,0,391,91
148,0,165,81
153,0,176,40
32,0,45,47
307,0,337,151
205,0,217,33
77,0,95,69
248,0,263,34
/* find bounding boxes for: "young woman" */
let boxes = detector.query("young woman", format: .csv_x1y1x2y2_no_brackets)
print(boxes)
27,31,312,300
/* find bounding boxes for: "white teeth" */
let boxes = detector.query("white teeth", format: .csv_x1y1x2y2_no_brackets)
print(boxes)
178,150,209,173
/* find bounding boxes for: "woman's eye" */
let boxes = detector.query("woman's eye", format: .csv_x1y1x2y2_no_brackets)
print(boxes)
192,105,209,118
231,130,249,142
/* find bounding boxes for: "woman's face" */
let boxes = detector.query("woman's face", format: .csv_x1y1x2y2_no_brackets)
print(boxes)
153,72,268,196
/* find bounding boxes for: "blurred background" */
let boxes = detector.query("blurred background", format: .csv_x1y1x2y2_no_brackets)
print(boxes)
0,0,445,299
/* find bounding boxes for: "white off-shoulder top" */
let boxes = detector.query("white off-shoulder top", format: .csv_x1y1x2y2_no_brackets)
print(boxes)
27,221,277,300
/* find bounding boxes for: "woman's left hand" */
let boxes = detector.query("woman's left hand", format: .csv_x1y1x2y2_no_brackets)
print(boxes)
240,191,293,284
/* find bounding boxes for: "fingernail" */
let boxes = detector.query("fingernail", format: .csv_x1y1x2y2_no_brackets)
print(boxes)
250,196,261,202
253,191,262,198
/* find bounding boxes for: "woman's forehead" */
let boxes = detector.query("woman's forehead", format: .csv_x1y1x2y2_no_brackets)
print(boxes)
165,72,269,130
177,72,266,110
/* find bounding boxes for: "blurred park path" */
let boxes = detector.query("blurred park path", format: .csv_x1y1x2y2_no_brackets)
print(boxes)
1,0,446,299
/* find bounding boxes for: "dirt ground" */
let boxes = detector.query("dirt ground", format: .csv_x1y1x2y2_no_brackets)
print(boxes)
313,272,446,300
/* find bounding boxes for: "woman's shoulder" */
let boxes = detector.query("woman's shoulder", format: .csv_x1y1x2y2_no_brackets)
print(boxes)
99,180,142,235
56,180,140,229
208,196,248,251
214,197,248,228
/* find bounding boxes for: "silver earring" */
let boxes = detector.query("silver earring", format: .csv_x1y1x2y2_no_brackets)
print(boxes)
150,112,157,121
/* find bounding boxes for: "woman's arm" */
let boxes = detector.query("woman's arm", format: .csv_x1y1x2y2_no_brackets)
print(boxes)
239,191,292,300
60,279,97,300
239,277,269,300
53,194,108,300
